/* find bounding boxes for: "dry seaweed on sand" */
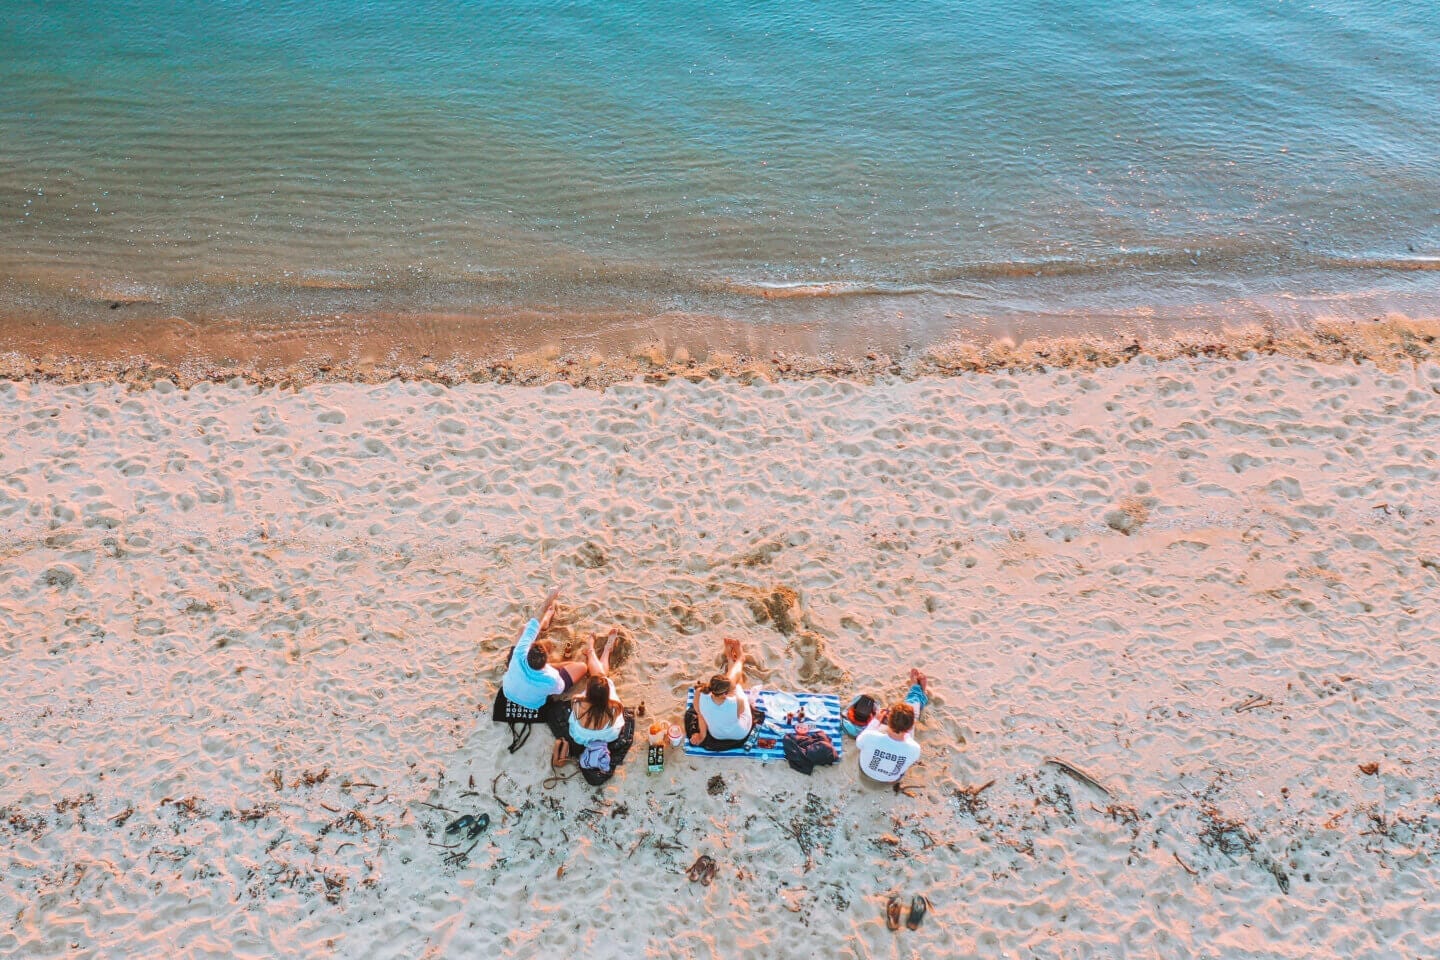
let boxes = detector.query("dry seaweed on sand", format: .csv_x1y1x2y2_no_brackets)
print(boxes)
1197,805,1290,894
952,780,996,817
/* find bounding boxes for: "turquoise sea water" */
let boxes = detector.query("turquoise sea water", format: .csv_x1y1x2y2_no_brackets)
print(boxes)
1,0,1438,346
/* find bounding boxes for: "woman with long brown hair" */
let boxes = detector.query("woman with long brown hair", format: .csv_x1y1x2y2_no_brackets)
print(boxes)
567,631,624,745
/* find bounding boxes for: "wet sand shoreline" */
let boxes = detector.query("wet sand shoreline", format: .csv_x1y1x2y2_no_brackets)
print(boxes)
0,311,1436,389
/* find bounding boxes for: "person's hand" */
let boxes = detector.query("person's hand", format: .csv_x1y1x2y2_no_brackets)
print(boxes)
690,733,703,746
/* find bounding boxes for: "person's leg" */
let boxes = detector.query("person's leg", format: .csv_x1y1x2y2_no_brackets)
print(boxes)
588,629,618,676
554,662,589,693
903,668,930,719
582,635,606,678
724,638,745,687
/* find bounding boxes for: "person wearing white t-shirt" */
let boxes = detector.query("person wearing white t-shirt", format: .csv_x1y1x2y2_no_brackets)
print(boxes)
856,669,930,784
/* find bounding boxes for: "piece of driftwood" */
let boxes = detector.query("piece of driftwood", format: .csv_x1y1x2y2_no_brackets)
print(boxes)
1043,757,1110,797
491,773,515,813
1173,852,1198,876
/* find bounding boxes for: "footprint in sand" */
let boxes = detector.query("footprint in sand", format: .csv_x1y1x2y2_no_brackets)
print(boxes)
606,626,637,671
789,629,850,686
671,602,709,635
575,541,608,569
729,583,802,635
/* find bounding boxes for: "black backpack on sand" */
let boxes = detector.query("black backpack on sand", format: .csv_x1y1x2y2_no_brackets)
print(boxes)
782,730,838,775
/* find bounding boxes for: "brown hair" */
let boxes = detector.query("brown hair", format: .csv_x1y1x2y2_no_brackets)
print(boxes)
887,703,915,734
706,674,733,698
526,640,550,670
577,676,616,729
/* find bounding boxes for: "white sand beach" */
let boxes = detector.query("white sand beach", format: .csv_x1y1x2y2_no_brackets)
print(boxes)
2,352,1439,958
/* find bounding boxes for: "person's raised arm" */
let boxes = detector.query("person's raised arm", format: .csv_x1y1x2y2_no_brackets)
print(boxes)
510,588,558,667
510,618,541,669
537,587,561,635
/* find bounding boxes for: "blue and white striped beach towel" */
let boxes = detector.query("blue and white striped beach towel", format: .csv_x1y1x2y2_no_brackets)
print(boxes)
683,689,844,762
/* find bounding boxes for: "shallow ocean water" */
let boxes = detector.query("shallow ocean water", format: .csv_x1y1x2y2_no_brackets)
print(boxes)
1,0,1437,345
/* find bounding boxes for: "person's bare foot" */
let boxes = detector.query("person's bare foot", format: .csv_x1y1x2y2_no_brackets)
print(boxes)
910,668,928,693
723,636,741,663
599,627,618,664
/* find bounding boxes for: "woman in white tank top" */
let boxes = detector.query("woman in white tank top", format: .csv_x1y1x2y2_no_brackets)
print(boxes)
691,637,753,744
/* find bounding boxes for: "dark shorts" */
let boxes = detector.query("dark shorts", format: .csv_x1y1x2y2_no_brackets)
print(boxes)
556,666,579,692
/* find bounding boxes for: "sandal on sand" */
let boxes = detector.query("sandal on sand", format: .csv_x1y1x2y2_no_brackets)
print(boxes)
885,896,903,931
443,813,491,841
687,854,717,884
906,894,930,930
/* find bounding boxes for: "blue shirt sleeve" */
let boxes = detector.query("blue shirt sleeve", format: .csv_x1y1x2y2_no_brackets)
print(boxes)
511,618,541,667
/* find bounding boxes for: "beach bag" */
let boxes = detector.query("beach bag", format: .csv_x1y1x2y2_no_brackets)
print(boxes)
492,686,547,753
849,695,877,725
782,730,838,775
842,694,878,738
579,739,612,775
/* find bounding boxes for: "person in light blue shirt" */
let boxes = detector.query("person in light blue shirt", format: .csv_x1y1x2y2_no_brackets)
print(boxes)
501,588,595,710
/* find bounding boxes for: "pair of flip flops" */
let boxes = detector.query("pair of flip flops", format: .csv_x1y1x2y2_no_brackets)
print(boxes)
434,813,491,863
686,854,718,886
885,894,930,931
444,813,491,841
